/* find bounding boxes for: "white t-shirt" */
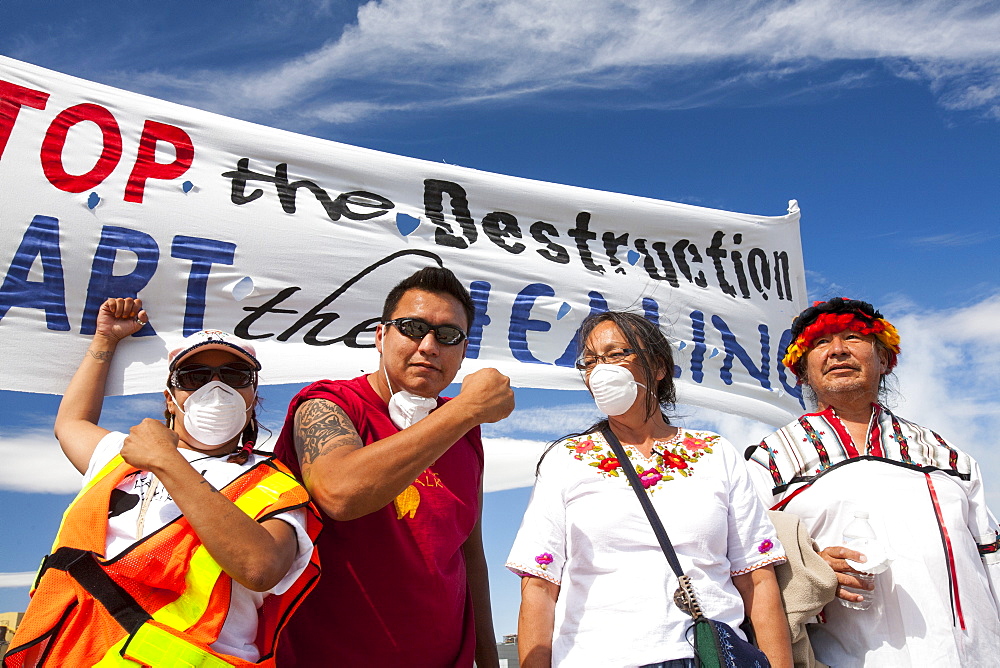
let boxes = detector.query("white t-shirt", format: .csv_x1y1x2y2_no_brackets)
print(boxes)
506,429,784,667
83,431,314,662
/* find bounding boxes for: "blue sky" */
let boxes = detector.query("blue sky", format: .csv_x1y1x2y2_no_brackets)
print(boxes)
2,0,999,639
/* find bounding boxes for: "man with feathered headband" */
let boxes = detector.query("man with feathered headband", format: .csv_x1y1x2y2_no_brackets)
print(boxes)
747,297,1000,666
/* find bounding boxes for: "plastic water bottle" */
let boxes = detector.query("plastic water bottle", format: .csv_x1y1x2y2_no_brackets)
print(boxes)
839,511,879,610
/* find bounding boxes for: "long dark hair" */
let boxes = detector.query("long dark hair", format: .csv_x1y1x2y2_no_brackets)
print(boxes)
537,310,677,473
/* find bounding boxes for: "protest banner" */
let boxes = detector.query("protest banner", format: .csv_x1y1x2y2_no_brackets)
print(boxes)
0,56,807,425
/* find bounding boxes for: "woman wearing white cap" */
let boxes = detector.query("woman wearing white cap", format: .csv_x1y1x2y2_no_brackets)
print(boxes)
4,298,320,668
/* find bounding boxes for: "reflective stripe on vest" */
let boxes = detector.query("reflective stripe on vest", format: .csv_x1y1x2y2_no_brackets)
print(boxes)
123,624,235,668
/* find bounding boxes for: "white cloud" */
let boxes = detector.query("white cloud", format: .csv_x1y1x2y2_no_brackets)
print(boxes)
909,231,1000,247
0,430,83,494
483,438,548,492
141,0,1000,124
888,295,1000,508
0,572,36,588
482,401,601,440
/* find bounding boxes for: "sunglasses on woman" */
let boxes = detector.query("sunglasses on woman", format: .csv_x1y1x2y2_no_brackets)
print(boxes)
383,317,468,345
171,362,257,391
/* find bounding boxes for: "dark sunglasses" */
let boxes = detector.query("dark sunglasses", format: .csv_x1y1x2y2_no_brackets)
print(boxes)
383,317,467,345
170,362,257,391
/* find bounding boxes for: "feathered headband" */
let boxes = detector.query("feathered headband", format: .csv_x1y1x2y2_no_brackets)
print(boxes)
782,298,900,376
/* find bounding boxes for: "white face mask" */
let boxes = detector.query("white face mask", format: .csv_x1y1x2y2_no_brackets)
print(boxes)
388,390,438,429
381,323,438,429
588,363,645,416
170,380,252,449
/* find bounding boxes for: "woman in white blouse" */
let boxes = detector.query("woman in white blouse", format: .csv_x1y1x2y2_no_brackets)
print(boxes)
507,311,792,668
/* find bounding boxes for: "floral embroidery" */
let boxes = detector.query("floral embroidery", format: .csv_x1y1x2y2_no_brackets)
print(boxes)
535,552,554,569
639,468,662,488
597,457,620,473
682,435,713,452
758,539,774,554
662,452,688,470
564,430,717,491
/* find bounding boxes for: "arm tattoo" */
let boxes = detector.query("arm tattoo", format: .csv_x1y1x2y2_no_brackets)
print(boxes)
294,399,360,467
88,349,113,362
198,479,220,493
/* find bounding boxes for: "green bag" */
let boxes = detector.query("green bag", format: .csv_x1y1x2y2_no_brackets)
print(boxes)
691,615,769,668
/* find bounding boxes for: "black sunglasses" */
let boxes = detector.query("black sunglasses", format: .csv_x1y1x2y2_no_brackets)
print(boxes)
383,317,467,345
171,362,257,391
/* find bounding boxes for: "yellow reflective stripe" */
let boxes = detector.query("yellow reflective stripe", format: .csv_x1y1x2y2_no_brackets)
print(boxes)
86,455,128,493
152,469,298,630
232,471,299,516
122,623,235,668
152,546,223,631
50,455,127,551
92,635,142,667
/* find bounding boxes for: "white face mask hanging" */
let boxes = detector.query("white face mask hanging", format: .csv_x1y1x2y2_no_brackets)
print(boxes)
387,390,438,429
170,380,252,448
588,364,645,416
381,329,437,429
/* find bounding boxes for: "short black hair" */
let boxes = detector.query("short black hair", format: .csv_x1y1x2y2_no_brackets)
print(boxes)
381,266,475,329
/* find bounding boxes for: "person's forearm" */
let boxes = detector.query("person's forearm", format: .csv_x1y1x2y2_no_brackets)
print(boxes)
57,334,117,424
151,452,296,592
735,566,793,668
54,333,120,472
518,577,558,668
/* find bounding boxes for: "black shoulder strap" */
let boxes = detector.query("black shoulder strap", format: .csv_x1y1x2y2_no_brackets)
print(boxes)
39,547,151,635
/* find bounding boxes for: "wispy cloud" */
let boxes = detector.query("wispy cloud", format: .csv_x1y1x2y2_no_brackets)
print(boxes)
909,231,1000,247
0,430,83,494
483,402,602,440
483,438,548,492
93,0,1000,126
0,572,36,588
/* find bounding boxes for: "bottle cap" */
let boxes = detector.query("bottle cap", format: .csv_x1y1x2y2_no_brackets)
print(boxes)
854,510,870,519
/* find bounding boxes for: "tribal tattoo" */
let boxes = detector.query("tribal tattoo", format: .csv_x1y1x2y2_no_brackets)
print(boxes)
88,349,113,362
294,399,360,467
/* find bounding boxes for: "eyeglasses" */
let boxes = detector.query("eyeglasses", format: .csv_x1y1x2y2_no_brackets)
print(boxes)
575,348,640,371
171,362,257,391
383,317,468,345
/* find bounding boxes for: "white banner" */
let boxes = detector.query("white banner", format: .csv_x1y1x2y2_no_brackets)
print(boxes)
0,57,807,425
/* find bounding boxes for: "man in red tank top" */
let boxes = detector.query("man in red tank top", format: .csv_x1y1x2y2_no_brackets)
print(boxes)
274,266,514,667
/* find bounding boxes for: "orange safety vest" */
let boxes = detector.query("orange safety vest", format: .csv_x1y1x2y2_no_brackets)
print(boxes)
3,454,321,668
